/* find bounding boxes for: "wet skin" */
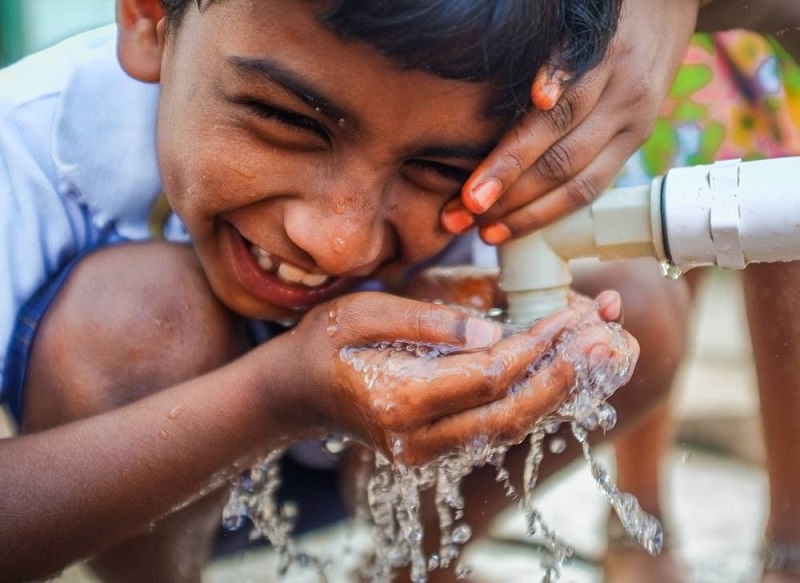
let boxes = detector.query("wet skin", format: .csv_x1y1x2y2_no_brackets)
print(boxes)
153,0,502,322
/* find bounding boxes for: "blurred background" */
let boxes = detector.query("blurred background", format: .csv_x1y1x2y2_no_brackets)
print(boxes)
0,0,113,67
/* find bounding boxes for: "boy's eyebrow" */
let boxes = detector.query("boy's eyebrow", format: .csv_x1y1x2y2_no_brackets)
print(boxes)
228,56,496,161
228,56,353,126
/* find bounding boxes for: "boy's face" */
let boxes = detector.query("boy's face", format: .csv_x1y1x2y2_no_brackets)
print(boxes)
151,0,499,322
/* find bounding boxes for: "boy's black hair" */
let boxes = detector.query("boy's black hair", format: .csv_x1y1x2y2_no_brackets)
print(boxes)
159,0,622,121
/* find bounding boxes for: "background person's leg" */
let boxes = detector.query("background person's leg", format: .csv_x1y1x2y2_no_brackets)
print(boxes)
744,262,800,583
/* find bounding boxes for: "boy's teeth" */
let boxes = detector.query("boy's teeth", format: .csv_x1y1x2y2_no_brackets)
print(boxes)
277,263,306,284
249,244,329,288
301,272,329,287
256,253,273,272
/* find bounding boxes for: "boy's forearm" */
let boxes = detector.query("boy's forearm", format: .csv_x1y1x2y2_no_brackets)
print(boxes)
0,350,297,581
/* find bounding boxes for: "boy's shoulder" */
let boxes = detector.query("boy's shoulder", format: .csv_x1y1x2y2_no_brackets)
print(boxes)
0,25,117,109
0,24,164,241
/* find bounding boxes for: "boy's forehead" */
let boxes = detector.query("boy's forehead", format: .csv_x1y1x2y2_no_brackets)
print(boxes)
173,0,503,140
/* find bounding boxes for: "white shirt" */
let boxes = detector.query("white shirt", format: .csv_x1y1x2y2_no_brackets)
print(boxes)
0,26,165,394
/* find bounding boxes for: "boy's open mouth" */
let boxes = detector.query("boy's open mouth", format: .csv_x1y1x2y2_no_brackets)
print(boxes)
248,243,330,288
223,224,355,311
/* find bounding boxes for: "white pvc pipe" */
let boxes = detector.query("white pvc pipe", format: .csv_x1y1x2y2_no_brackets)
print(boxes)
500,156,800,325
663,157,800,270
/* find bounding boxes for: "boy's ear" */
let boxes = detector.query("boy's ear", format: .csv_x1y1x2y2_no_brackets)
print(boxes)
117,0,166,83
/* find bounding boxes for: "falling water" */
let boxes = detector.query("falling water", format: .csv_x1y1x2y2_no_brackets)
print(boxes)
222,304,658,582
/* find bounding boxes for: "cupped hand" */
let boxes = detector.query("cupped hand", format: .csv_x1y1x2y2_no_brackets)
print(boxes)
441,0,701,244
281,290,635,467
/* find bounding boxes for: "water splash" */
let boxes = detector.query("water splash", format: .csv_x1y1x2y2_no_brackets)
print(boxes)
222,449,330,582
659,260,684,280
222,304,657,582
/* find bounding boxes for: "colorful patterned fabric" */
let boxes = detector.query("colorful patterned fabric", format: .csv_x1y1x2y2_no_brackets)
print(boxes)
619,31,800,185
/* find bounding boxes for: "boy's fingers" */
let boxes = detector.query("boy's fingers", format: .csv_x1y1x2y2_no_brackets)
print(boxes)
400,357,576,467
465,99,627,225
331,292,502,351
594,290,623,323
399,325,639,466
382,308,580,430
566,290,622,323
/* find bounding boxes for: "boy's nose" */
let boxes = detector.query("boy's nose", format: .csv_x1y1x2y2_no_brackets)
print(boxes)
284,189,390,277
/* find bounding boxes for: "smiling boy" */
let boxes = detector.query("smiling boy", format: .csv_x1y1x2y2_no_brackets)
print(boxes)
0,1,653,581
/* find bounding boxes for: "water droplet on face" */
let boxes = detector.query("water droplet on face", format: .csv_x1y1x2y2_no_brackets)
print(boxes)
338,118,347,128
333,237,346,253
168,405,184,420
158,428,169,440
327,308,339,336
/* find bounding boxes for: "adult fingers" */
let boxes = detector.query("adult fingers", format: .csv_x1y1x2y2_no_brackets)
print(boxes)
476,132,643,244
457,69,610,217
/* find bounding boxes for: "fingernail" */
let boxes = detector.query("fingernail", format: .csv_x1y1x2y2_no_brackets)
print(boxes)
481,222,512,245
589,344,610,368
532,80,560,110
468,178,503,213
529,308,579,339
465,317,502,350
442,207,475,233
596,290,621,322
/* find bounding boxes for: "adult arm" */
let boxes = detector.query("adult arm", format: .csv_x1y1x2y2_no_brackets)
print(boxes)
441,0,702,242
443,0,800,243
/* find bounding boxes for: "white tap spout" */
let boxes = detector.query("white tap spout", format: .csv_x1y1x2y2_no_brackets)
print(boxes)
500,156,800,325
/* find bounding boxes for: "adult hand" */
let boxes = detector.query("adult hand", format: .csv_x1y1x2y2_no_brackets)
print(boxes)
440,0,701,245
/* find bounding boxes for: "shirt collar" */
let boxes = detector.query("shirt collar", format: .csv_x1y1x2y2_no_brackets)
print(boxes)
53,26,163,240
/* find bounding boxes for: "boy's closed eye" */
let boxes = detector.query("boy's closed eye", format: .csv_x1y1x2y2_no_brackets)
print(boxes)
403,159,472,193
238,98,473,192
240,98,330,141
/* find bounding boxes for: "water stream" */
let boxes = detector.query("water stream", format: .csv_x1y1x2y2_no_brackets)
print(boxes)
222,306,659,582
